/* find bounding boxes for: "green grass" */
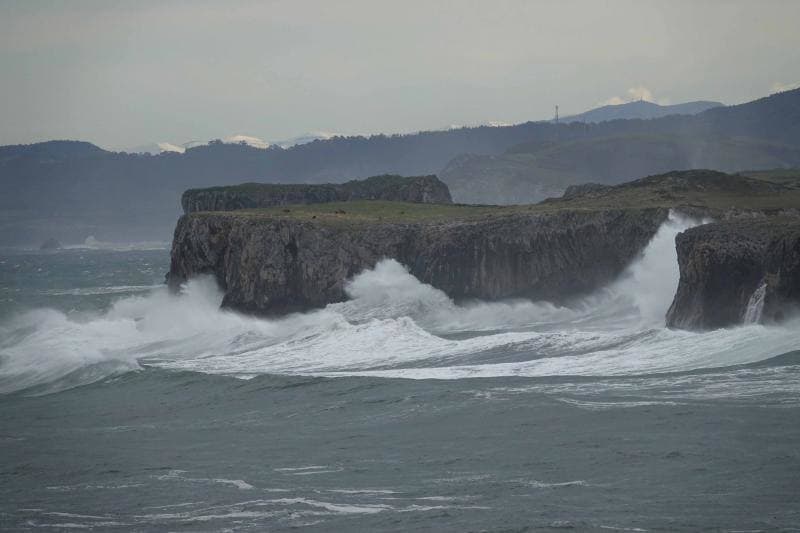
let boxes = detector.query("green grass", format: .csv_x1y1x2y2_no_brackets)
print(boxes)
189,171,800,225
739,168,800,188
206,200,519,224
184,175,437,197
553,188,800,211
184,182,336,195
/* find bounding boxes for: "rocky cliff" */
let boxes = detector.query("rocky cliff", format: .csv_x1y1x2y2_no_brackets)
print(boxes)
168,203,667,315
181,174,452,214
169,170,800,323
666,218,800,329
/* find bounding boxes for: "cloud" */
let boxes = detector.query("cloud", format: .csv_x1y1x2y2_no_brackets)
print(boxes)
600,96,626,106
771,81,800,94
626,85,654,102
600,85,657,106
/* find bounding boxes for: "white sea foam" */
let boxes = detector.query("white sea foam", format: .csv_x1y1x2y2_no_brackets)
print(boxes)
212,478,254,490
1,211,799,395
63,237,170,252
744,281,767,324
42,285,163,296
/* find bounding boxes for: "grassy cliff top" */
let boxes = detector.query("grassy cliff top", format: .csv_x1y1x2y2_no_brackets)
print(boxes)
215,200,514,224
184,182,338,195
189,170,800,224
739,168,800,188
550,170,800,211
184,174,441,196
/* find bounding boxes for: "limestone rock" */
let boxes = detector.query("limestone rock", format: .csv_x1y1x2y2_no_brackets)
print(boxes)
666,218,800,329
168,207,668,315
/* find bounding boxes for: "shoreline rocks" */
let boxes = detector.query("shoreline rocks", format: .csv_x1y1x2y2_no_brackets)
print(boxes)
168,170,800,326
666,218,800,329
168,207,668,315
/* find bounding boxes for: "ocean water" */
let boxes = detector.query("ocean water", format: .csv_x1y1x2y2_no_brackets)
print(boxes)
1,216,799,531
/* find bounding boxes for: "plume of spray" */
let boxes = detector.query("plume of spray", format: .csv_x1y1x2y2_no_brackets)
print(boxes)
605,210,708,326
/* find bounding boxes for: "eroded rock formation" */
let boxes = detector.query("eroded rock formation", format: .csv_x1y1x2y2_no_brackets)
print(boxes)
168,207,668,315
666,218,800,329
168,170,800,325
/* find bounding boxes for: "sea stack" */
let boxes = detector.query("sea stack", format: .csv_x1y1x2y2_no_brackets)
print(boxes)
666,218,800,329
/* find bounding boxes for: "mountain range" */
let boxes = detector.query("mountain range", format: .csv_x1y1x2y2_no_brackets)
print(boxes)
126,101,718,155
1,88,799,245
127,132,340,155
560,99,723,123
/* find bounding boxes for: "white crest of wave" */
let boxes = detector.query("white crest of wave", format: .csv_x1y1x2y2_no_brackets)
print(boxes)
0,278,288,394
61,236,170,251
2,210,798,392
331,260,573,332
333,210,704,332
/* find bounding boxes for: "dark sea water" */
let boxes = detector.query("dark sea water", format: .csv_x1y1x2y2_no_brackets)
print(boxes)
1,217,800,532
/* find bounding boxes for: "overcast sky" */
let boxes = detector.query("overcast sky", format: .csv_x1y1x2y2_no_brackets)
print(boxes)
1,0,799,150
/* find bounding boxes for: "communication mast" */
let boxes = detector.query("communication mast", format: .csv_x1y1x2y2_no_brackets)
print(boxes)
554,105,559,142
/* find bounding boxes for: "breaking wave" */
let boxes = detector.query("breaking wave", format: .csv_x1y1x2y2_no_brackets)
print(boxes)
1,212,799,395
63,236,170,252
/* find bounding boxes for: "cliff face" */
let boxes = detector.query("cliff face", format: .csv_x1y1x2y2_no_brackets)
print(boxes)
169,170,800,323
168,206,668,315
666,218,800,329
181,174,452,214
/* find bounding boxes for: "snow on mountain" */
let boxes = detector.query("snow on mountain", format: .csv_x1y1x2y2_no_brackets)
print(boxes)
221,134,270,149
274,131,338,148
125,142,185,155
158,142,185,153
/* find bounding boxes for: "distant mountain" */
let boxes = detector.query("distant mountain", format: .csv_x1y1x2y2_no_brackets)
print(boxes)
442,134,800,204
0,140,105,161
127,135,269,155
127,142,186,155
274,131,339,148
561,100,723,124
1,88,799,245
128,132,346,154
222,135,270,149
440,89,800,204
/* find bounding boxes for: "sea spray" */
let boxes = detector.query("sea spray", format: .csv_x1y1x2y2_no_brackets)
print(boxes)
604,210,708,326
2,213,798,392
334,209,705,332
744,282,767,324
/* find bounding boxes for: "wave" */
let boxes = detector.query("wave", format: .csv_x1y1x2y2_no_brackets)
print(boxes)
4,238,170,253
42,285,163,296
1,211,798,394
62,236,170,252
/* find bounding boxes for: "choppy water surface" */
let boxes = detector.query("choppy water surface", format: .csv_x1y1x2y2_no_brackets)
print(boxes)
1,216,799,531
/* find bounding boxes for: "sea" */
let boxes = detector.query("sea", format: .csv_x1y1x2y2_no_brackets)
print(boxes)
1,214,799,531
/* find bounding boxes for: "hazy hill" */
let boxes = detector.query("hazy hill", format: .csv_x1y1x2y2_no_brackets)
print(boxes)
441,89,800,204
561,100,723,123
1,88,799,245
442,133,800,204
0,140,105,161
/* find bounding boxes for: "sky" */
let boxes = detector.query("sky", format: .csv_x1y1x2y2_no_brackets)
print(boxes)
1,0,799,150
